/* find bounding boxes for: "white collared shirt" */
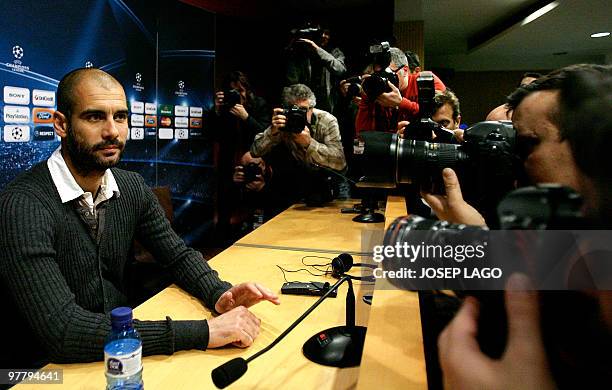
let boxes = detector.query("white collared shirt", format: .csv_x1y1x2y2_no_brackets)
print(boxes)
47,147,120,218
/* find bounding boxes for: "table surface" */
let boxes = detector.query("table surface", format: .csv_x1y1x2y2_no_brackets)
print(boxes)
17,198,427,390
235,200,384,255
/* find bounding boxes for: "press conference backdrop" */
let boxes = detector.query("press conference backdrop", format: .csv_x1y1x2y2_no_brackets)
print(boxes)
0,0,216,246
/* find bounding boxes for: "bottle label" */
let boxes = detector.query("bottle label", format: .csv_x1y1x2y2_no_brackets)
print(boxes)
105,345,142,378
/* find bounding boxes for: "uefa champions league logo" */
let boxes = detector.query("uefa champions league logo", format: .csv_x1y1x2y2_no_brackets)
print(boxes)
136,73,142,83
85,61,93,68
12,45,23,60
175,80,187,97
177,80,185,90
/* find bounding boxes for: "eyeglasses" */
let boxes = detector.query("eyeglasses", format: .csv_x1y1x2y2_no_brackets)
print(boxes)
389,64,406,74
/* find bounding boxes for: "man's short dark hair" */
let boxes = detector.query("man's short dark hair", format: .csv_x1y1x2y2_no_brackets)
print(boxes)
506,64,610,131
57,68,122,120
404,50,421,72
559,66,612,205
433,88,461,120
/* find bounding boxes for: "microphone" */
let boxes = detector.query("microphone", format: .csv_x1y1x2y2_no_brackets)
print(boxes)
211,276,349,389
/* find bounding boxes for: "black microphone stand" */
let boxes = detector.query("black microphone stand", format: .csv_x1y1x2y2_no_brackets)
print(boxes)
212,276,367,388
302,277,367,367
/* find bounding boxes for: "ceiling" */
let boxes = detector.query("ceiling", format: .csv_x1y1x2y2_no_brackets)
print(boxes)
396,0,612,71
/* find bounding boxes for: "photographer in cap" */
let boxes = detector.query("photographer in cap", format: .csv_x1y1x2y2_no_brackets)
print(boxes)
250,84,347,203
354,47,446,134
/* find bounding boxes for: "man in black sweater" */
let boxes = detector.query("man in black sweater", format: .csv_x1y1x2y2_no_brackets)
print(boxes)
0,68,279,368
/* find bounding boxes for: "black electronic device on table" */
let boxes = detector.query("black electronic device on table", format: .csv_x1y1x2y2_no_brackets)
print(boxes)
281,282,337,297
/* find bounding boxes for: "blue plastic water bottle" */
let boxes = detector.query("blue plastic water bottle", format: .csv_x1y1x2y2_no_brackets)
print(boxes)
104,307,144,390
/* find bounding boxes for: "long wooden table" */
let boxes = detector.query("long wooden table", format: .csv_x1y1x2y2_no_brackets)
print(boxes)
16,198,428,389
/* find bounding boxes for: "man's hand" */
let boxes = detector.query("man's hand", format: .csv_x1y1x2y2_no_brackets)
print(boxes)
421,168,486,226
298,38,319,51
438,274,556,390
375,81,402,108
270,108,286,135
214,91,224,114
397,120,410,138
233,165,245,184
245,174,265,192
229,104,249,121
215,282,280,314
293,127,312,148
207,306,261,348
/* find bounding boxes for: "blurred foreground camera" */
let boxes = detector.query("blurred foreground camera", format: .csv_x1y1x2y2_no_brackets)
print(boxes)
357,120,518,219
281,105,308,134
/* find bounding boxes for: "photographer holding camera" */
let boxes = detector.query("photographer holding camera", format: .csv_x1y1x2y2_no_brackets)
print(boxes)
354,47,446,134
250,84,347,204
285,25,346,114
427,64,612,389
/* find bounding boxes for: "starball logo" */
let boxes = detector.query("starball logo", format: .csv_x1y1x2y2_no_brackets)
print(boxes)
132,72,144,92
174,80,187,97
6,44,29,73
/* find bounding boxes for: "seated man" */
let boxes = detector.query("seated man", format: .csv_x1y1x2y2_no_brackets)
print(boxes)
0,68,279,368
355,47,446,134
250,83,347,203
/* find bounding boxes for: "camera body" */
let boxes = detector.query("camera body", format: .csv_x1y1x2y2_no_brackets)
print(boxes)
295,26,321,42
243,162,262,183
361,69,400,100
222,88,241,110
281,105,308,134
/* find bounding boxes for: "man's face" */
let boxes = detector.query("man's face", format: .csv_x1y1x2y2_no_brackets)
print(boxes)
230,81,247,101
432,103,460,130
320,32,330,47
60,77,129,175
390,63,409,91
512,90,581,190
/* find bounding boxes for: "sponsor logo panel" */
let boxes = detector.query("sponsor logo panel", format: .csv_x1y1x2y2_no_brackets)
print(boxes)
189,106,203,117
3,86,30,105
144,115,157,127
33,108,54,123
3,105,30,123
174,105,188,116
33,126,55,141
158,128,173,139
3,125,30,142
159,104,173,115
131,128,144,140
145,103,156,115
130,101,144,114
175,129,189,139
130,114,144,127
189,117,202,128
175,117,188,128
32,89,55,107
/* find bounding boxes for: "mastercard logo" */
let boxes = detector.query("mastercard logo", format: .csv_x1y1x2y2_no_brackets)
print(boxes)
160,116,172,127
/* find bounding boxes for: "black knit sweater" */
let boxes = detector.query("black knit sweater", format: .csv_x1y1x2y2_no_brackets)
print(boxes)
0,162,232,366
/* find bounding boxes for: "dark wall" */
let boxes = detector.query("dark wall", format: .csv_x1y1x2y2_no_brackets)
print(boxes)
433,69,549,126
206,0,395,106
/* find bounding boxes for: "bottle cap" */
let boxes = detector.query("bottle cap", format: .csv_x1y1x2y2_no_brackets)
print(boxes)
110,307,133,328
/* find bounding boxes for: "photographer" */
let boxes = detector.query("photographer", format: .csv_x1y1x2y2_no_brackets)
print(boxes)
231,152,287,235
354,47,446,134
250,84,347,203
285,26,346,114
432,64,612,388
211,71,270,242
213,70,270,152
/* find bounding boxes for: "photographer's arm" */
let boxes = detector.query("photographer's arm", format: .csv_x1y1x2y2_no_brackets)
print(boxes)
421,168,486,226
398,73,446,116
250,109,284,158
315,47,347,77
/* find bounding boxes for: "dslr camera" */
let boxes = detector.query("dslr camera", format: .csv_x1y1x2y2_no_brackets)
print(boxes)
345,41,399,100
242,162,263,183
222,88,241,111
357,120,518,220
280,105,308,134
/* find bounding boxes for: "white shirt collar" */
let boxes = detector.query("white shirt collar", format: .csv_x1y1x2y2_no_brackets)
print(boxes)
47,146,120,204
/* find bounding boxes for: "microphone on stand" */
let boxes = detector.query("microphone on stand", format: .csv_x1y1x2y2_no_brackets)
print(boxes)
211,276,351,389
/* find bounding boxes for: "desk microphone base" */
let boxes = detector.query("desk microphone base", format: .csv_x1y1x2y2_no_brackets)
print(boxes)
352,212,385,223
302,325,367,368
